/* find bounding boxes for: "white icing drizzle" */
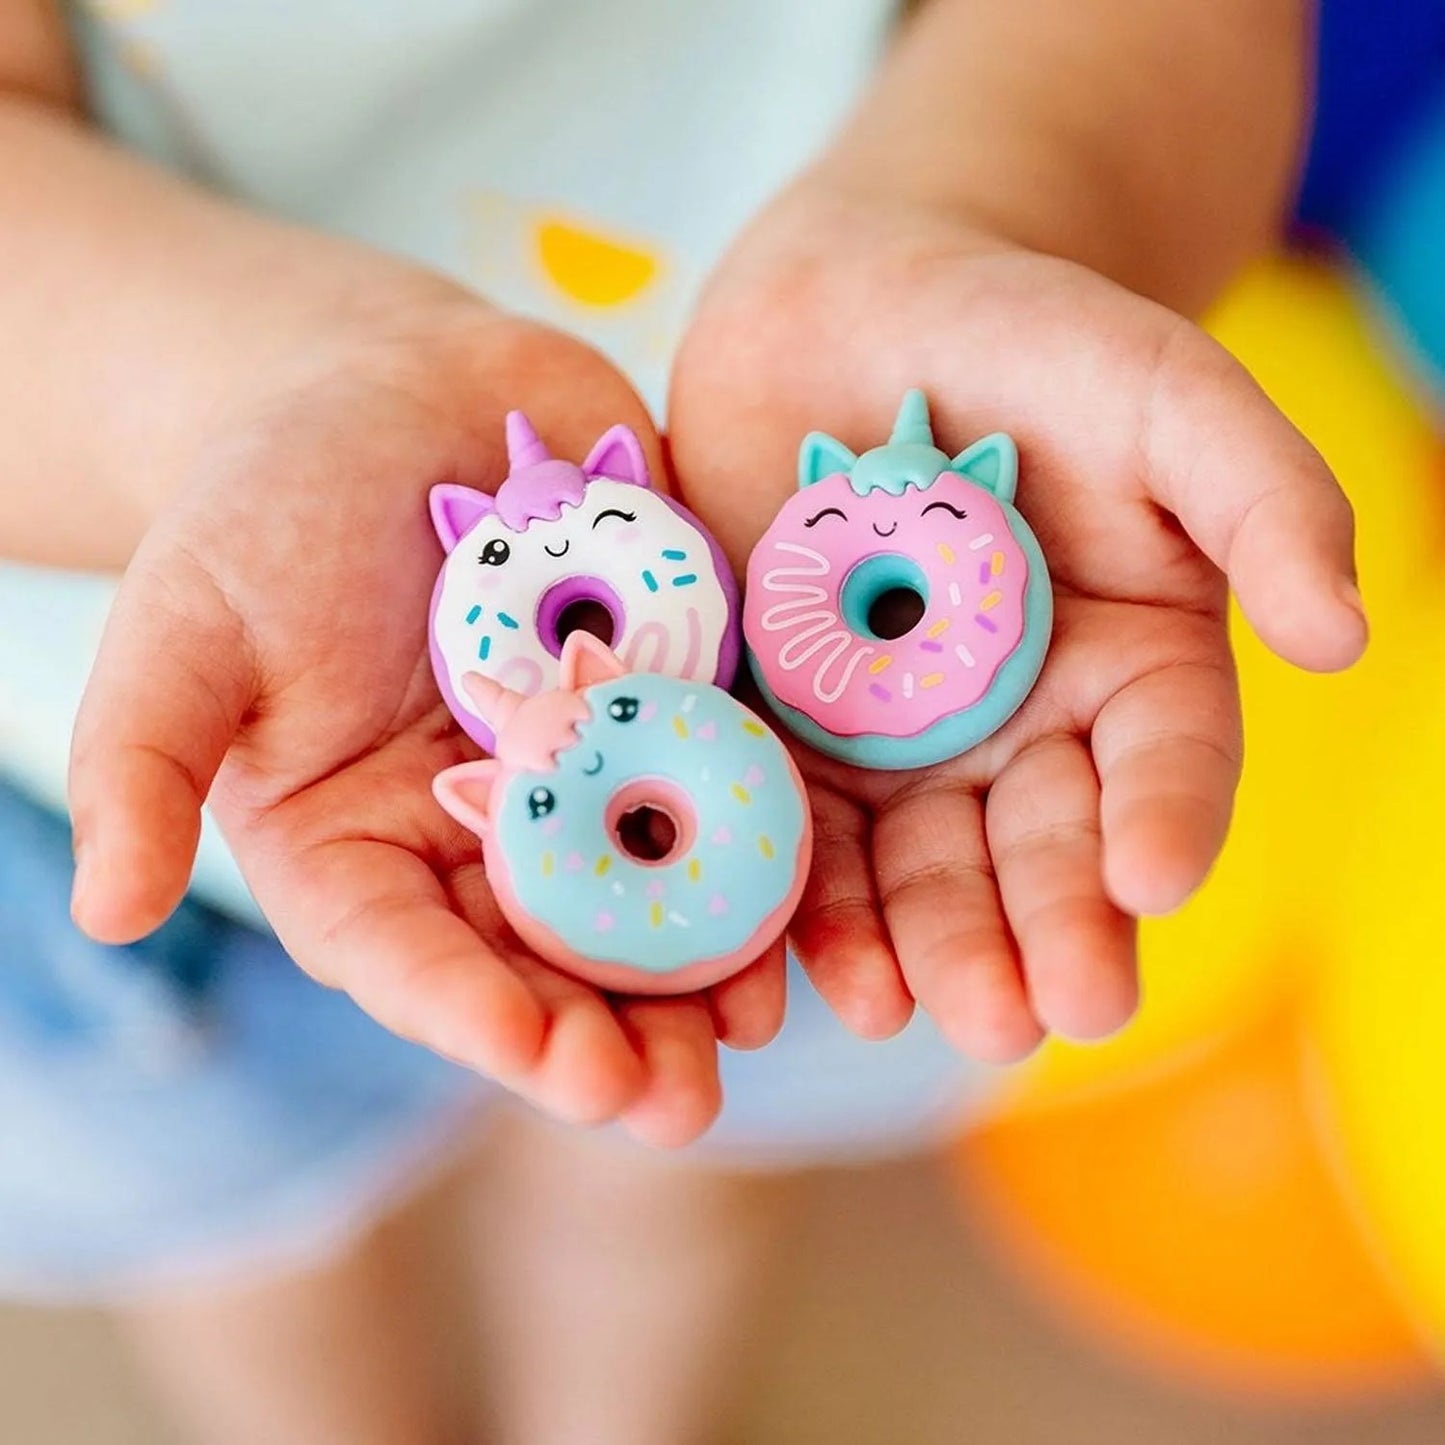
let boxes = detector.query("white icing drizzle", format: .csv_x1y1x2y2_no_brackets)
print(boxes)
759,542,875,704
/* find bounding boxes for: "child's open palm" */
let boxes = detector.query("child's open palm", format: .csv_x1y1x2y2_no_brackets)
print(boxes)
669,181,1366,1061
68,305,781,1147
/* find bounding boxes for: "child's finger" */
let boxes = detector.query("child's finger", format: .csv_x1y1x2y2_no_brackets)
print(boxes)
617,997,724,1149
708,941,788,1051
1093,660,1242,916
788,784,912,1041
69,563,252,944
246,835,559,1081
873,779,1042,1064
986,736,1138,1041
1143,324,1367,673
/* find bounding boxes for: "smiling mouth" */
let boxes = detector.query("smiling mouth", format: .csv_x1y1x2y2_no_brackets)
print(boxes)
544,540,571,558
871,521,898,538
582,751,605,776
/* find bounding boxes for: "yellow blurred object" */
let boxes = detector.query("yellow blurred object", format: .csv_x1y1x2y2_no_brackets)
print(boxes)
993,254,1445,1113
533,216,661,308
959,1002,1431,1396
958,250,1445,1391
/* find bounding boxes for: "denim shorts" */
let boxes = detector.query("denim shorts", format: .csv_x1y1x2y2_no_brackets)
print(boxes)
0,778,981,1303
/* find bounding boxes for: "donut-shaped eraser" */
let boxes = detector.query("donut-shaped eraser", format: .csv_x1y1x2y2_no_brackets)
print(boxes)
432,632,812,994
429,411,740,751
744,390,1052,771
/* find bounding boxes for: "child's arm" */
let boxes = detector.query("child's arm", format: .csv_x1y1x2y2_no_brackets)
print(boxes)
0,3,475,569
826,0,1311,316
670,0,1361,1056
1,1,759,1147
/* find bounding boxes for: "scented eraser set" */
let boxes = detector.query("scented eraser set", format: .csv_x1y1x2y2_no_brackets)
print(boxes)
430,392,1051,994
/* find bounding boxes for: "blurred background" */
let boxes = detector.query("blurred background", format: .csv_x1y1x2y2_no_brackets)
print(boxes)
7,4,1445,1440
6,239,1445,1439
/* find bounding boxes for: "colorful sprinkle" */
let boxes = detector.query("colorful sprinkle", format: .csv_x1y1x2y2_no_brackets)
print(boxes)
661,548,688,561
672,715,688,739
920,640,943,653
564,851,585,872
708,893,729,916
869,682,891,701
948,582,963,607
639,701,658,723
642,570,659,593
980,590,1002,612
968,533,994,551
650,901,664,928
465,605,482,625
742,763,766,788
903,672,916,699
978,561,992,585
991,550,1005,577
730,783,752,805
672,573,698,588
758,835,775,860
687,858,702,882
478,635,492,661
868,654,893,674
976,614,999,633
611,881,625,897
541,817,563,838
711,824,733,845
595,855,612,876
541,852,555,876
697,720,718,741
926,618,950,639
681,693,698,713
955,643,977,667
594,910,615,933
668,911,691,928
741,719,766,737
646,879,666,900
921,673,945,689
496,611,520,629
936,542,956,566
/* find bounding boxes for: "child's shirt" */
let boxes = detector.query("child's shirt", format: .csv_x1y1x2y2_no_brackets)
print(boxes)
0,0,892,918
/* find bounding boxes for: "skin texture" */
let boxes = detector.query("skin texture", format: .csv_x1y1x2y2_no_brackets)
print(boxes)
0,0,1358,1114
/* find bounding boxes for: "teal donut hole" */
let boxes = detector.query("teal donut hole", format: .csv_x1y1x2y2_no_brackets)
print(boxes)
840,553,930,642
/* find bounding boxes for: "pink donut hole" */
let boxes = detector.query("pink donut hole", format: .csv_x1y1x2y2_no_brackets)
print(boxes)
603,777,698,869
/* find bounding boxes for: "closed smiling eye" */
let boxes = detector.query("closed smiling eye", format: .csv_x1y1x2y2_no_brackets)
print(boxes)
803,507,847,528
591,507,637,529
922,500,969,520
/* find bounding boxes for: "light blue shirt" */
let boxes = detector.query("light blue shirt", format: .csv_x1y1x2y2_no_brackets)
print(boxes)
0,0,892,919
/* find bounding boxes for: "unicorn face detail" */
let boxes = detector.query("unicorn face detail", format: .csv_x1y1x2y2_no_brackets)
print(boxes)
433,632,812,994
744,390,1054,770
428,412,739,751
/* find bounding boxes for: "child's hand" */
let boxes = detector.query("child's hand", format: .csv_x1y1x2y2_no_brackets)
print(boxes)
69,295,781,1147
669,180,1366,1061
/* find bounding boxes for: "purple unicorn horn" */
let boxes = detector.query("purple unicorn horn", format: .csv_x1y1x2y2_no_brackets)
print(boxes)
505,411,552,471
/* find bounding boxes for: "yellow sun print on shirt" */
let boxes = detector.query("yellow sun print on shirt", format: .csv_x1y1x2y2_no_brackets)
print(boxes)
533,217,661,309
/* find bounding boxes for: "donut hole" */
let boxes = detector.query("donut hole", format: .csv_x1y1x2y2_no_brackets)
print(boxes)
604,778,698,870
616,805,678,863
554,598,616,649
537,576,626,659
866,586,927,641
840,554,932,642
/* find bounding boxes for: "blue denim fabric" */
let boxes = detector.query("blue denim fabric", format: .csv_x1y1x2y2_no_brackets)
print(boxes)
0,779,981,1298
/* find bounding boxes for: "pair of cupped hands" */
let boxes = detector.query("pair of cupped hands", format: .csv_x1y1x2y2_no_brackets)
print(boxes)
69,177,1366,1148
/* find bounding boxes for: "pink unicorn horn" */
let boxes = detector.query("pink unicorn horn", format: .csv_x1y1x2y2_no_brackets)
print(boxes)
505,411,552,471
461,672,525,733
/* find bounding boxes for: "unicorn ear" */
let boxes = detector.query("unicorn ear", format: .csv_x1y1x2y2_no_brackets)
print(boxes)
430,484,496,551
583,425,651,487
798,432,857,488
951,433,1019,504
432,760,501,835
558,630,628,691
